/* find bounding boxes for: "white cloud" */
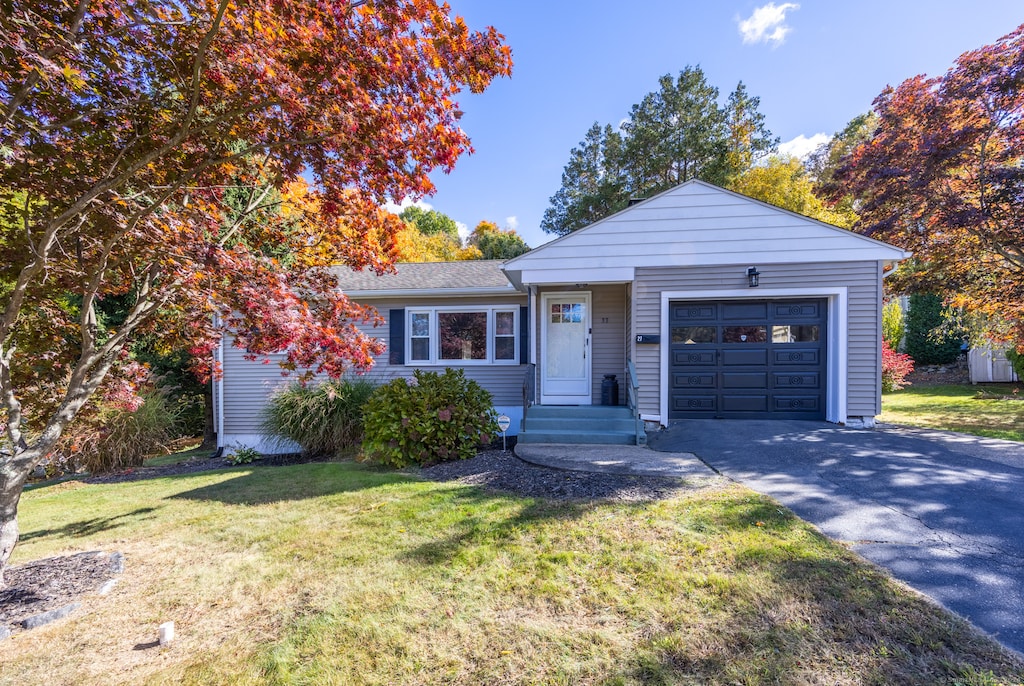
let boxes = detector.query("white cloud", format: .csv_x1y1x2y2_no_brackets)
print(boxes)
383,197,432,215
738,3,799,46
505,216,519,231
778,133,829,160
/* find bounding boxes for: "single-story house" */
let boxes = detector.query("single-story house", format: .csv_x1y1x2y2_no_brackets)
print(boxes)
213,180,909,451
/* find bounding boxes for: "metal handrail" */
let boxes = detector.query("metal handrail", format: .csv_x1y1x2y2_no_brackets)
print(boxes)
521,363,536,430
626,359,645,445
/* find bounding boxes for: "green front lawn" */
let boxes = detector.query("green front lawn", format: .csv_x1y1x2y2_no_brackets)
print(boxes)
4,462,1021,685
880,383,1024,442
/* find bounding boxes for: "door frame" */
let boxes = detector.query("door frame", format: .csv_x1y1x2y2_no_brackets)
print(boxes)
540,290,593,404
659,287,848,424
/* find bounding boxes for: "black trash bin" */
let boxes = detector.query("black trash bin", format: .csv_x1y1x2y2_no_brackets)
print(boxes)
601,374,619,406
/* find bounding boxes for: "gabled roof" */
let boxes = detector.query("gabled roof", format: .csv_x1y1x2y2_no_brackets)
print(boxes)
503,180,910,288
333,260,518,297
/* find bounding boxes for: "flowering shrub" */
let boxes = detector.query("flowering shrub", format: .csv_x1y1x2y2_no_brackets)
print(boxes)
882,340,915,392
362,368,498,468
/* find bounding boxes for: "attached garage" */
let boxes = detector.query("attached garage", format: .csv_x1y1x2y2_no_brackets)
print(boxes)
668,298,826,419
500,179,911,429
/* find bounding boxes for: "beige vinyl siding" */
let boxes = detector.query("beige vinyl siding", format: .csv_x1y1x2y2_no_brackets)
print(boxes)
219,341,291,434
633,261,882,419
590,284,626,404
219,293,528,437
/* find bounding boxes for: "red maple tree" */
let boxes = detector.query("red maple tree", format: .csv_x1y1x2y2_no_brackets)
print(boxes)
828,23,1024,350
0,0,511,582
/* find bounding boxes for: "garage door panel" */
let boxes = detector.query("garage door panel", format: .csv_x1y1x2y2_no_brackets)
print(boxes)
722,372,768,389
673,373,715,388
722,302,768,320
721,348,768,366
771,301,823,319
773,349,819,365
774,372,820,388
671,395,716,412
772,395,820,413
722,395,768,412
669,298,827,420
671,304,717,322
672,349,716,366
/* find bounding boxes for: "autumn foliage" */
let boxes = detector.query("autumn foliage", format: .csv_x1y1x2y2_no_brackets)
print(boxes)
0,0,511,579
881,341,915,393
829,23,1024,350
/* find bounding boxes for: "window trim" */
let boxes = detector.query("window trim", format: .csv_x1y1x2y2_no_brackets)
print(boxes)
406,306,520,366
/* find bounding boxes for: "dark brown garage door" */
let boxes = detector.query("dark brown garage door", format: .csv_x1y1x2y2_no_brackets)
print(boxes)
669,299,827,419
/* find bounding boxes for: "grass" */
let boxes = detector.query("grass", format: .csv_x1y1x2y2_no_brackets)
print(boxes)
880,383,1024,442
4,462,1023,685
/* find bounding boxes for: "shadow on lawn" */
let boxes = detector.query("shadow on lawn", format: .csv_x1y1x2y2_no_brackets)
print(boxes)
400,488,602,567
167,461,416,506
20,506,160,542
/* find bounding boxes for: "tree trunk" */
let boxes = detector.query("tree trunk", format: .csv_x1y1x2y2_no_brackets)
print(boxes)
0,459,31,588
200,382,217,451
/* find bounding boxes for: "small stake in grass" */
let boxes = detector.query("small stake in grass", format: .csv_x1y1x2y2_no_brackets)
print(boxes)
497,414,511,451
159,621,175,645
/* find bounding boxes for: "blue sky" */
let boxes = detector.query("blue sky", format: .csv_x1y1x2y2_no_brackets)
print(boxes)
393,1,1023,249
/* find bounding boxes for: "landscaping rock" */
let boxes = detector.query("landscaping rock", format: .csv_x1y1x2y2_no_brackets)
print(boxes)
21,602,80,630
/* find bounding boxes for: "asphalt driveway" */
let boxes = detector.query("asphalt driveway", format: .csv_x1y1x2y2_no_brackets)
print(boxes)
648,419,1024,655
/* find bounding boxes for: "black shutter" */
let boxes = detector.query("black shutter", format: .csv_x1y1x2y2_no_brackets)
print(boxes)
389,309,405,365
519,305,529,364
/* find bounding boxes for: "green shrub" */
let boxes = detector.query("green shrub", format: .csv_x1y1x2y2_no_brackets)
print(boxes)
229,446,261,465
882,299,905,350
362,368,498,468
1008,348,1024,380
904,293,963,365
80,391,178,474
261,377,378,457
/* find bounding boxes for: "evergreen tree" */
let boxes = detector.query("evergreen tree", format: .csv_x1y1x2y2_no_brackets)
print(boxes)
540,123,627,236
542,67,775,236
905,293,963,365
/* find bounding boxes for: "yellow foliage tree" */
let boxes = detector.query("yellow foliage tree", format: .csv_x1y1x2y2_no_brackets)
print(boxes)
729,156,856,228
392,225,481,262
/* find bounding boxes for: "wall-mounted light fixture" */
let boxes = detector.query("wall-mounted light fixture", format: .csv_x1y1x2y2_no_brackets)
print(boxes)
747,266,760,288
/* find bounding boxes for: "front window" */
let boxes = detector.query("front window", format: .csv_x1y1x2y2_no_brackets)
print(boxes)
410,312,431,361
439,312,488,361
407,307,518,365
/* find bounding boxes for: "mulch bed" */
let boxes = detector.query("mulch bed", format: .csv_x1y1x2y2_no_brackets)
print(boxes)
7,448,716,638
418,449,718,501
1,551,120,637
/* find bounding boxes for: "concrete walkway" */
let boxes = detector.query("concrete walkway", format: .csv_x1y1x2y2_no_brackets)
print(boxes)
514,443,713,478
516,421,1024,656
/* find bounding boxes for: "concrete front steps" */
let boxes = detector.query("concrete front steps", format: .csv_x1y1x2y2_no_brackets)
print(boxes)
517,405,642,446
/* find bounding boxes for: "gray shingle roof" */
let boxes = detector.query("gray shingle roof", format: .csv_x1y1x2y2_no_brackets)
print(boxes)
332,260,515,293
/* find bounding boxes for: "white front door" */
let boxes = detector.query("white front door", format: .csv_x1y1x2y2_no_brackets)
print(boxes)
541,292,591,404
